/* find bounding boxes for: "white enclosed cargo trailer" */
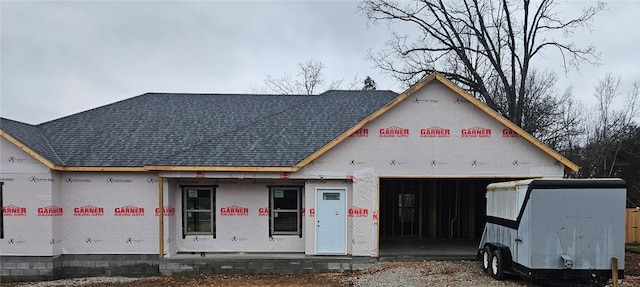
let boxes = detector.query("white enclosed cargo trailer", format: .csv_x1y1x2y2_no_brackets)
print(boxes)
478,178,626,282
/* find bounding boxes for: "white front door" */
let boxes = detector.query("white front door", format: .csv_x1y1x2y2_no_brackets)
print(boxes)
316,189,346,254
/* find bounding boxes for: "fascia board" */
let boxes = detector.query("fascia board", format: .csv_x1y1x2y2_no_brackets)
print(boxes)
379,174,545,179
142,165,298,172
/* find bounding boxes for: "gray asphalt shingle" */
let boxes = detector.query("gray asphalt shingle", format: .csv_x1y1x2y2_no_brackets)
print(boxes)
1,90,398,167
0,118,64,165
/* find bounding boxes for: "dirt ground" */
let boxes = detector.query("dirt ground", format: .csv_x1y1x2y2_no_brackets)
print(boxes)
624,249,640,277
104,273,346,287
89,251,640,287
3,251,640,287
112,252,640,287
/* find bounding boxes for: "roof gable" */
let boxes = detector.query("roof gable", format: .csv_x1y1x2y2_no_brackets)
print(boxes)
298,73,577,173
297,78,568,177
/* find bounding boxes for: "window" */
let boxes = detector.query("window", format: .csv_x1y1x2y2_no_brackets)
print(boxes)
323,192,340,200
183,187,215,238
270,187,302,236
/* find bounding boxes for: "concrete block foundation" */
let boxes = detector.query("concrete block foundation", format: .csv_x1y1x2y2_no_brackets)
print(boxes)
0,254,159,282
0,254,377,282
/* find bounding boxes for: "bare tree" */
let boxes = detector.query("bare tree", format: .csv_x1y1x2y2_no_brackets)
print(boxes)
537,85,585,153
345,74,362,90
264,73,297,95
360,0,605,131
578,74,640,177
265,59,342,95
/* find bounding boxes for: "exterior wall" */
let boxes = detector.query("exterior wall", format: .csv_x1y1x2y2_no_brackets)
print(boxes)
1,138,163,280
156,175,360,256
1,137,55,256
1,136,161,256
58,171,159,254
167,178,307,254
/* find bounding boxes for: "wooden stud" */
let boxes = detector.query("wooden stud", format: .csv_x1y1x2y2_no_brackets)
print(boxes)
158,174,164,259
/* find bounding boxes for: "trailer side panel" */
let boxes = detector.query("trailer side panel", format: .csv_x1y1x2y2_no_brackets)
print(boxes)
527,186,626,270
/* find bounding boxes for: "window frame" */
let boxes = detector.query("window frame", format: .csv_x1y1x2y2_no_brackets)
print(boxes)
182,186,216,238
269,186,303,237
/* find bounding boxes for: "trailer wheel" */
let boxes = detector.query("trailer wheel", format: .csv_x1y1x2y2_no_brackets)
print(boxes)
481,246,492,274
490,249,506,280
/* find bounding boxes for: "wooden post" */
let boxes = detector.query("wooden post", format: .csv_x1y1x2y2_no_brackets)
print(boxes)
612,257,619,287
158,173,164,259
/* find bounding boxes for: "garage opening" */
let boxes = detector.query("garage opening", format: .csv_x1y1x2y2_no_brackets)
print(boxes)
378,178,520,257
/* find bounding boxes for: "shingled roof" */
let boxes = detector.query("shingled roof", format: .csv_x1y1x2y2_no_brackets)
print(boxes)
1,118,64,165
1,90,398,169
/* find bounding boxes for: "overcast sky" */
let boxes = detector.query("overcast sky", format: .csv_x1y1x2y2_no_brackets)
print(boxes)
1,0,639,125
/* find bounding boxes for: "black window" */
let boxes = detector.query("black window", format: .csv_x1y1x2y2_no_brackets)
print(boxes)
270,187,302,236
183,187,215,237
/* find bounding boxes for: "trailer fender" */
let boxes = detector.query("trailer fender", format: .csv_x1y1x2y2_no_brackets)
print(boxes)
495,244,513,269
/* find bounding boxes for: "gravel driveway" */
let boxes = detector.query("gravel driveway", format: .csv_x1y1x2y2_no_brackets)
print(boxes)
343,260,534,287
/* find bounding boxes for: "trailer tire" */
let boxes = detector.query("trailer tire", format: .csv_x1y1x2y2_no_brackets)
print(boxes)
481,246,492,274
490,249,506,280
